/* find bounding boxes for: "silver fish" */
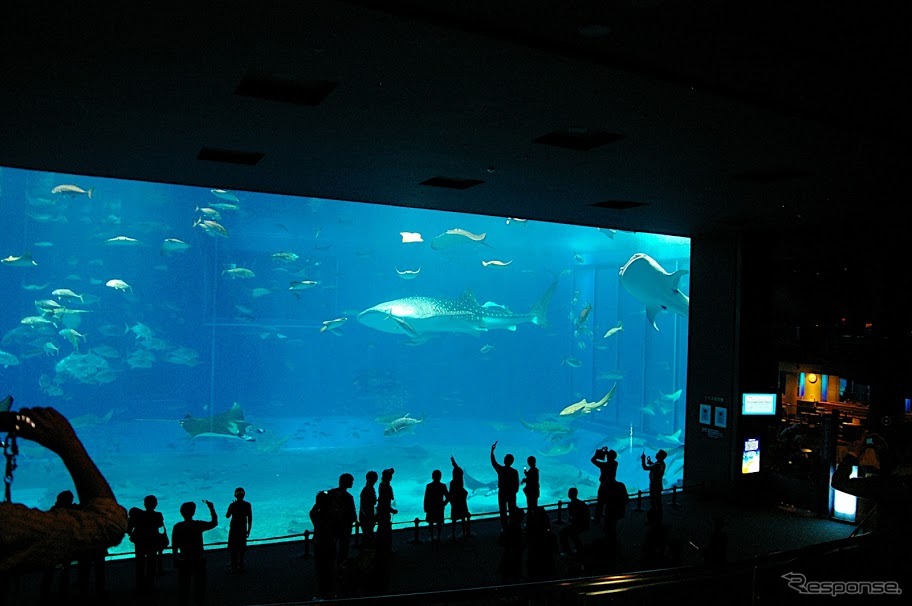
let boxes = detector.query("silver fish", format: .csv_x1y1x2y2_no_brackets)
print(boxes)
160,238,191,255
384,413,423,436
210,189,240,202
51,184,94,198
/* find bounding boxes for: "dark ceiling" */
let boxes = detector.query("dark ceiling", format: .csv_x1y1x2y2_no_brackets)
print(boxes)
2,1,908,264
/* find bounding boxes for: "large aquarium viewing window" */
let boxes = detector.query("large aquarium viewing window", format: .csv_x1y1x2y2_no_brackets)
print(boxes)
0,166,690,554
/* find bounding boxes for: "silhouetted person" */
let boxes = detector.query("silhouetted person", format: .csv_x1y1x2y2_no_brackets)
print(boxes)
127,494,168,592
605,477,629,548
525,506,558,581
374,468,397,593
171,499,217,606
375,468,397,555
0,407,127,589
641,449,667,522
310,490,336,599
41,490,77,597
559,487,590,555
497,507,525,583
225,487,252,574
521,455,540,510
831,425,912,576
448,456,470,540
490,441,519,532
359,470,378,547
328,473,357,575
423,469,449,543
591,447,618,526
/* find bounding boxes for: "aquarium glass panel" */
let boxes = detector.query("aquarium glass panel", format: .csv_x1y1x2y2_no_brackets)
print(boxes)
0,166,690,553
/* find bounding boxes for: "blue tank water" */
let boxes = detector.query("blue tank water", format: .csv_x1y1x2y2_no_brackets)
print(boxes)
0,165,689,554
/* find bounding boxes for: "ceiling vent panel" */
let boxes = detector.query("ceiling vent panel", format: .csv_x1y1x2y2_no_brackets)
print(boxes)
420,177,485,190
590,200,646,210
235,70,337,107
534,130,624,151
197,148,264,166
733,168,809,184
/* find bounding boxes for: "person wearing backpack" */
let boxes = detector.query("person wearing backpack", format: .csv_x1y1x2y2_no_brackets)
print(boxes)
127,494,168,592
327,473,357,570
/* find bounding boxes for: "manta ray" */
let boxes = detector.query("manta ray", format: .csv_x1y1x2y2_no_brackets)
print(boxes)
180,402,265,441
357,280,557,337
462,468,498,496
619,253,689,331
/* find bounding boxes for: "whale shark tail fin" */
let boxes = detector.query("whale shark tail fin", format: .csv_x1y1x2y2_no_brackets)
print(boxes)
529,279,558,328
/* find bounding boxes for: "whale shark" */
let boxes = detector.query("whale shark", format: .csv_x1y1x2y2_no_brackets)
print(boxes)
180,402,265,441
619,253,689,331
357,280,557,337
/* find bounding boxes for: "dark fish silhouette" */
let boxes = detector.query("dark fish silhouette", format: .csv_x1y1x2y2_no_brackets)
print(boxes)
180,402,265,441
462,468,498,495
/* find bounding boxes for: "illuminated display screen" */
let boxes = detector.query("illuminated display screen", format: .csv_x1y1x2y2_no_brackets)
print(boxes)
742,437,760,474
742,392,777,415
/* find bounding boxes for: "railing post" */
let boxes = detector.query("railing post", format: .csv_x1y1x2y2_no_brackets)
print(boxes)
555,499,565,525
353,520,360,547
300,529,312,559
409,517,422,544
635,489,645,512
466,512,472,538
670,485,681,508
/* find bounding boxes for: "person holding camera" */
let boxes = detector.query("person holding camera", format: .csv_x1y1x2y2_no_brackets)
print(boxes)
641,449,667,522
0,406,127,582
591,447,618,526
831,425,912,575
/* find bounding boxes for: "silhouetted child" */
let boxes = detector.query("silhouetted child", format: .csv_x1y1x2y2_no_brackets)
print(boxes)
521,455,540,510
359,470,378,547
423,469,449,543
448,456,470,540
559,487,590,555
225,487,252,573
171,499,218,606
127,494,168,592
490,441,520,532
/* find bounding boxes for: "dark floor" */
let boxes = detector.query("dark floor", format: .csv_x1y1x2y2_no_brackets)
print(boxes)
5,492,853,606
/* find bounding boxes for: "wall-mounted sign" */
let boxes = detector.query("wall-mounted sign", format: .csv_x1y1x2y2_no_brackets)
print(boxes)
713,406,728,428
699,403,712,425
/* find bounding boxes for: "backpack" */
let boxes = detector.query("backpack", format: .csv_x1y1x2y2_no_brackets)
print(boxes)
310,488,350,529
608,481,630,519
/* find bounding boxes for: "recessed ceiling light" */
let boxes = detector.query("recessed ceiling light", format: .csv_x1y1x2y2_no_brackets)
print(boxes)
577,24,611,38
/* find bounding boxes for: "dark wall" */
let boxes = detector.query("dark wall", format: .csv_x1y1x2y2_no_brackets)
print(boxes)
684,233,740,496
